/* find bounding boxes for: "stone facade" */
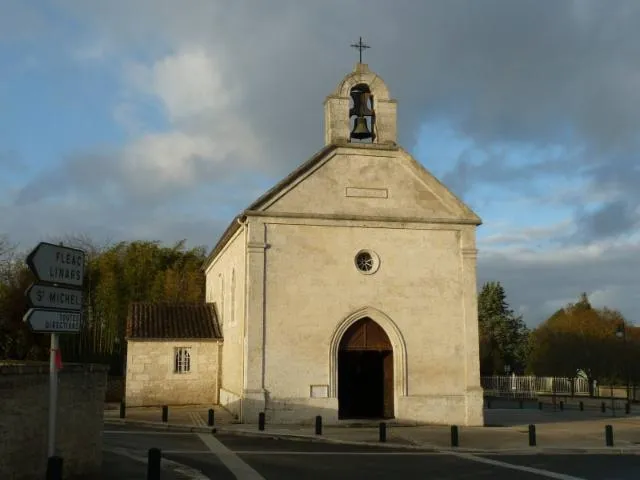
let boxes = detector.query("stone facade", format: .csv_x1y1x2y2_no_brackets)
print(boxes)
0,362,108,479
204,227,246,418
202,62,485,426
125,339,221,407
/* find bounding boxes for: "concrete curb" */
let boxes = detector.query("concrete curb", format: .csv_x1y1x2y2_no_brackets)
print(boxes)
105,418,217,434
103,419,640,455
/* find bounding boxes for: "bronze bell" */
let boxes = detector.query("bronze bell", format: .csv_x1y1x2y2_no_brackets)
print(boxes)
351,117,372,140
349,91,374,117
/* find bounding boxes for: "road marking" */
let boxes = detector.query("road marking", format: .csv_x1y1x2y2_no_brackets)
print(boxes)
163,450,217,454
104,447,210,480
197,433,266,479
446,451,587,480
189,412,206,426
164,450,447,455
103,430,195,435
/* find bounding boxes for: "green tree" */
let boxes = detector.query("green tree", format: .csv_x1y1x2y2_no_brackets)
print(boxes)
1,234,207,376
527,292,635,391
478,281,530,375
0,248,46,360
65,239,207,373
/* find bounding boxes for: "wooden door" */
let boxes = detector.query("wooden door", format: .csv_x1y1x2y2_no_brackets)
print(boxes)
383,351,394,418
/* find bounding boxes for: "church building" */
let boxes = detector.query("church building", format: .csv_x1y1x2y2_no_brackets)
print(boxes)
125,59,484,426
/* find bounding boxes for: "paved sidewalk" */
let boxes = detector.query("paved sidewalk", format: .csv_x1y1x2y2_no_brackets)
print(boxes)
104,403,237,426
104,404,640,454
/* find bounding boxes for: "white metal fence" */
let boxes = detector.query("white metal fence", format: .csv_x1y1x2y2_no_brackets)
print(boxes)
481,375,591,399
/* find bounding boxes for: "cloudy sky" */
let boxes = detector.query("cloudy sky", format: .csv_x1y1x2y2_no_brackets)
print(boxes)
2,0,639,326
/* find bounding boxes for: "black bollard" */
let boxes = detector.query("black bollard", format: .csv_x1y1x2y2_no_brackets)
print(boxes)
579,401,584,411
601,402,606,413
147,448,161,480
487,399,492,409
315,415,322,435
450,425,459,447
538,401,543,410
528,424,536,447
161,405,168,423
519,400,523,409
46,456,63,480
379,422,387,442
559,401,564,411
208,408,215,426
605,425,614,447
625,402,630,415
120,400,126,419
258,412,265,431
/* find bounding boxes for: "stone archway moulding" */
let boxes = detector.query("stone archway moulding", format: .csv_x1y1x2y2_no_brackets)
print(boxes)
334,70,391,101
328,306,408,399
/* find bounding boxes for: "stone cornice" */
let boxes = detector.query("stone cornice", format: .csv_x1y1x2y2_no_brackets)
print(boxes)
247,242,268,252
461,248,478,259
244,210,481,226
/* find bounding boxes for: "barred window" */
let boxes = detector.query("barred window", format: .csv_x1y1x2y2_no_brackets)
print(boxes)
174,347,191,374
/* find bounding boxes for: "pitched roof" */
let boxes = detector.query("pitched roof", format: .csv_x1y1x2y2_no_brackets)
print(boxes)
126,302,222,340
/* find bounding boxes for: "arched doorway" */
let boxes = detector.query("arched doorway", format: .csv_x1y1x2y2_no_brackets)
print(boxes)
338,317,394,419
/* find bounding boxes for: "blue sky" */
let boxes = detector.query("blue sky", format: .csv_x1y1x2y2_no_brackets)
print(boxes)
2,1,640,326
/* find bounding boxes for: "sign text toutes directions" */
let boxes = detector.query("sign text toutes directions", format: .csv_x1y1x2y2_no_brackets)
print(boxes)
23,309,82,333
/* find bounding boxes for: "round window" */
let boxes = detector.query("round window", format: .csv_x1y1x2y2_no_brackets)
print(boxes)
354,250,380,275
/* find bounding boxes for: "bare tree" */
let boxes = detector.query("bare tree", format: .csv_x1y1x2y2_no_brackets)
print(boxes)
45,232,113,262
0,235,18,283
0,234,14,257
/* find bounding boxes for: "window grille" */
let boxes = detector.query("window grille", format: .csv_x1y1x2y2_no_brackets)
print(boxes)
174,347,191,374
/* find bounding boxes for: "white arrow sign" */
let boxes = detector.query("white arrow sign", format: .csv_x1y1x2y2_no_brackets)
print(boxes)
26,242,85,287
26,283,83,311
23,308,82,333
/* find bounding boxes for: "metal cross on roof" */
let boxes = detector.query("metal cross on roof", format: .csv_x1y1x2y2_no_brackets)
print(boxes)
351,37,370,64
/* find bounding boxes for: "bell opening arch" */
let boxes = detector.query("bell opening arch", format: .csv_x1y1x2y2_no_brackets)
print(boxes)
329,307,408,418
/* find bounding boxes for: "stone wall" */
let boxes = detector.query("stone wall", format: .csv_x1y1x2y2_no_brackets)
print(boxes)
204,225,246,406
125,340,221,406
0,362,108,479
252,220,483,426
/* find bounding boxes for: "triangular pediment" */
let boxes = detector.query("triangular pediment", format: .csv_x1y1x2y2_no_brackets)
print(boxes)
247,144,481,225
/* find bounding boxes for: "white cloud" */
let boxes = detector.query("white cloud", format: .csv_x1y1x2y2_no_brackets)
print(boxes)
479,220,574,246
5,0,640,328
112,102,145,137
125,47,233,122
588,286,627,309
122,131,218,187
72,39,112,61
484,238,635,265
110,46,263,193
479,237,640,325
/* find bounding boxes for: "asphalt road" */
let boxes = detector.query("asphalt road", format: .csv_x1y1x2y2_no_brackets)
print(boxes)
103,424,640,479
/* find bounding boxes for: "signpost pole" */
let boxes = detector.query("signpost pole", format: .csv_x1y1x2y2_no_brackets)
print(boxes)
23,241,86,469
48,332,58,457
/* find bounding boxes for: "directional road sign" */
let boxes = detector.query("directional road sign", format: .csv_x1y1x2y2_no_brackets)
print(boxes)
25,283,83,311
23,308,82,333
26,242,85,287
